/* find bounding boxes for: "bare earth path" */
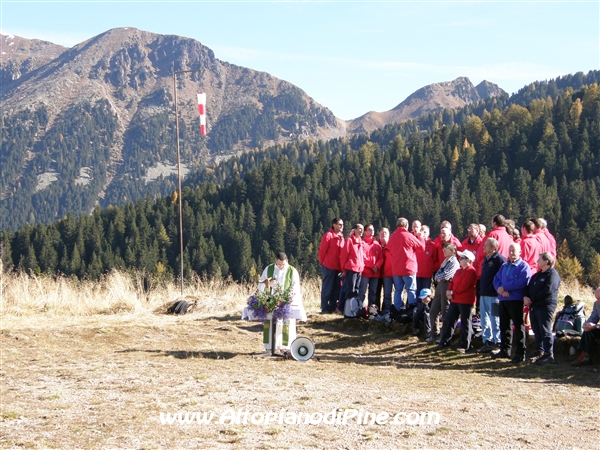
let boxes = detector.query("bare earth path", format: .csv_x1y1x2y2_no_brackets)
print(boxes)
1,312,598,449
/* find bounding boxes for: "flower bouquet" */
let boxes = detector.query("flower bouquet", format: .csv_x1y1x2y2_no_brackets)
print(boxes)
247,284,293,322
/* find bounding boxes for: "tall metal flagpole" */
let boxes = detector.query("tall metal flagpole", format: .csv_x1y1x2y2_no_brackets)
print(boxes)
173,68,204,298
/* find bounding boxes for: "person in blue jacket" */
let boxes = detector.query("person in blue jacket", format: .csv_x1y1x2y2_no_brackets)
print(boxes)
492,243,532,363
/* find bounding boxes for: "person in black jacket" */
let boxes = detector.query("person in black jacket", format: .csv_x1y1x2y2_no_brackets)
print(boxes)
524,252,561,365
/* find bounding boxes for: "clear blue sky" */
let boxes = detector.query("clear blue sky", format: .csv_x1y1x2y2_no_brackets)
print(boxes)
2,1,599,120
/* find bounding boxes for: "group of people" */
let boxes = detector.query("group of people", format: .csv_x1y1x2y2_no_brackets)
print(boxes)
318,214,598,365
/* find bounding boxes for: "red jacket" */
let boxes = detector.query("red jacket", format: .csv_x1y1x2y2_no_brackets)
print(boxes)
462,235,482,275
448,264,478,305
318,228,344,271
475,226,513,277
544,229,557,258
362,236,383,278
461,236,482,254
433,234,463,271
388,228,425,276
534,230,552,256
416,238,436,278
381,244,393,278
340,234,365,273
521,234,541,274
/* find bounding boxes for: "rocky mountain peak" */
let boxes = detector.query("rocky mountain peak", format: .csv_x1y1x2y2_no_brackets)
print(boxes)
347,76,506,133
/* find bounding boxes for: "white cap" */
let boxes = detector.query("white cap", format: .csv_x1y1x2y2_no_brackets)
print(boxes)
457,249,475,262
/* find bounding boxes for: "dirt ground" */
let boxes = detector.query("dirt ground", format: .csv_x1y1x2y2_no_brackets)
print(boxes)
1,310,599,449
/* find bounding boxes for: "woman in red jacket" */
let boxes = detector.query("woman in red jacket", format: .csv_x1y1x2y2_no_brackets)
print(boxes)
416,225,436,293
436,249,478,353
339,224,365,313
358,224,383,311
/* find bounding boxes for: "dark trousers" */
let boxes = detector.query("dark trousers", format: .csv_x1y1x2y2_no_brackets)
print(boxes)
529,304,557,355
339,270,361,312
429,280,450,335
320,265,340,313
475,280,481,315
439,302,473,350
499,300,525,356
416,277,432,295
412,301,431,334
382,277,393,312
578,328,600,354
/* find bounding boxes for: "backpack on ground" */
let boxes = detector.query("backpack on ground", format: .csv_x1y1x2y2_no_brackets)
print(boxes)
167,299,197,315
390,304,415,324
554,302,586,336
344,297,366,318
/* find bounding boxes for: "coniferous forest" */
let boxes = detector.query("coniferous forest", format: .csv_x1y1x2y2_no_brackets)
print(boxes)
2,79,600,286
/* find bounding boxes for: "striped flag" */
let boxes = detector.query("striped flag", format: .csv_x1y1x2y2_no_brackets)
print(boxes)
197,92,207,136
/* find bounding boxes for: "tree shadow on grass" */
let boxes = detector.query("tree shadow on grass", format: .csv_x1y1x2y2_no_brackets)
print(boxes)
299,317,600,388
198,314,244,322
116,348,244,360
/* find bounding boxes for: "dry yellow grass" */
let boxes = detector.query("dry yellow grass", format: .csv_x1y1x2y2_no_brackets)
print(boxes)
1,269,594,321
1,270,598,448
0,270,322,326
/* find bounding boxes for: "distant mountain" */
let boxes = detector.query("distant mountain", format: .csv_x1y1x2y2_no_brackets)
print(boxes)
346,77,506,133
0,28,344,229
0,32,67,86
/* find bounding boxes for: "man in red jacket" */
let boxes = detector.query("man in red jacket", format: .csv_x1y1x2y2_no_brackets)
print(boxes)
388,217,425,309
318,218,344,314
538,218,557,258
433,225,463,272
436,249,478,352
416,225,436,293
475,214,513,277
462,224,483,258
379,227,393,313
531,218,552,256
339,223,366,313
521,220,542,274
462,223,483,277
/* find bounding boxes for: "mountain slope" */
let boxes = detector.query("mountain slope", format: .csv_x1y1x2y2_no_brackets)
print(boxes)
346,77,505,133
0,28,344,229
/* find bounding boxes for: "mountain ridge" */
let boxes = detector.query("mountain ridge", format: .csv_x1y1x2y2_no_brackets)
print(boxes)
1,27,345,228
346,76,506,133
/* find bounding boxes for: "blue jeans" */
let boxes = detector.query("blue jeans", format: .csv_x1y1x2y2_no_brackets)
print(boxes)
358,276,379,306
480,295,500,344
382,277,393,312
393,274,417,309
320,265,340,313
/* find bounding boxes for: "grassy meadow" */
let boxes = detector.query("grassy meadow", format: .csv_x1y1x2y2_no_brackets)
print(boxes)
1,270,598,449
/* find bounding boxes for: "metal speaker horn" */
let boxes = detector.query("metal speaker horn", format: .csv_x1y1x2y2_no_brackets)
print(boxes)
289,337,315,362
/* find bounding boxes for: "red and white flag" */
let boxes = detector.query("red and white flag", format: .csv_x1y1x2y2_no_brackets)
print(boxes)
197,92,207,136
